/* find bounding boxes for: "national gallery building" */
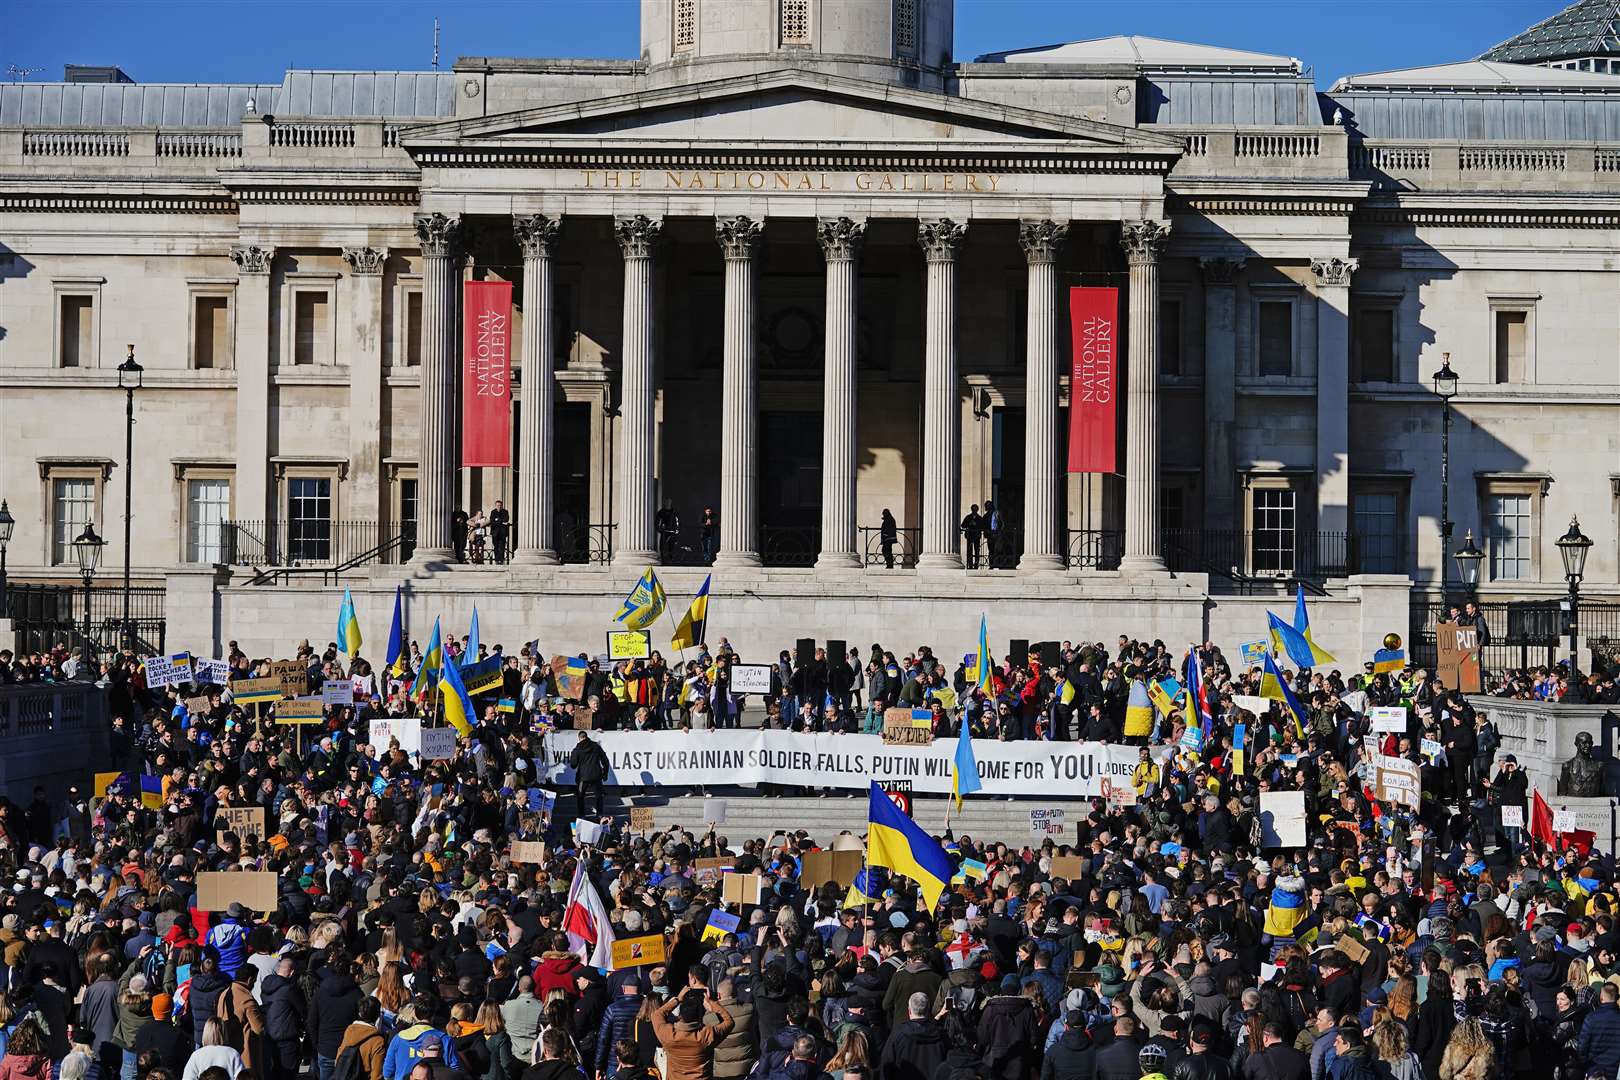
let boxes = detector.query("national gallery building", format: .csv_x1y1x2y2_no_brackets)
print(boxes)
1,0,1618,663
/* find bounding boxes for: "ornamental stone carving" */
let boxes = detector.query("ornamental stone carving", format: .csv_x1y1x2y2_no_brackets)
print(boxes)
1120,220,1171,265
816,217,865,261
512,214,561,259
715,216,764,259
1311,256,1359,287
413,212,461,258
229,245,274,275
341,246,388,275
917,218,967,262
1018,219,1068,265
614,215,663,258
1199,256,1246,285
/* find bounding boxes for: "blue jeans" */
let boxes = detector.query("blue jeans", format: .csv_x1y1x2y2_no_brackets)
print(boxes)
121,1049,136,1080
318,1055,337,1080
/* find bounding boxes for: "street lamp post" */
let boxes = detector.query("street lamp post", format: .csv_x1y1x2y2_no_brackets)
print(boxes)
1557,516,1593,670
0,499,14,619
1453,528,1484,600
70,523,106,681
1432,353,1459,596
117,344,143,654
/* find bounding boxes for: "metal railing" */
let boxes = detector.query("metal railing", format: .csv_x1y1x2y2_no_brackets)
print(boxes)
1066,529,1124,570
862,525,921,569
560,524,615,565
5,583,166,657
1160,529,1364,580
961,525,1021,570
761,526,818,568
223,520,411,568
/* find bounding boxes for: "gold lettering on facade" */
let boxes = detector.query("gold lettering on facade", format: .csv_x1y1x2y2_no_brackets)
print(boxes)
579,170,1003,193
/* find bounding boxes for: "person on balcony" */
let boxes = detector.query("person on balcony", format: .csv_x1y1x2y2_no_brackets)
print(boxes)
656,501,681,564
488,501,511,564
959,505,984,569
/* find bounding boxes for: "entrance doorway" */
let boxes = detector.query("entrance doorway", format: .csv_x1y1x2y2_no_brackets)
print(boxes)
760,411,821,566
990,407,1024,568
554,402,597,561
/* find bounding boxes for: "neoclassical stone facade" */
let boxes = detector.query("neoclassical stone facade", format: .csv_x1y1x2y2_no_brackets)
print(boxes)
2,0,1619,660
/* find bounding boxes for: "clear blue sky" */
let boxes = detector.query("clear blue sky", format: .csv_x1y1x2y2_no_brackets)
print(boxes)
8,0,1561,89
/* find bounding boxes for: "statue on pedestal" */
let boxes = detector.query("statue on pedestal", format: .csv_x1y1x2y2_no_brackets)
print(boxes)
1558,731,1605,797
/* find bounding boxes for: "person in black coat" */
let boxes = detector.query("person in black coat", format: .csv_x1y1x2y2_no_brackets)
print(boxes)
262,957,308,1080
1094,1019,1146,1080
567,731,610,820
1043,1015,1098,1080
134,994,193,1072
1242,1025,1309,1080
880,996,948,1080
310,959,365,1074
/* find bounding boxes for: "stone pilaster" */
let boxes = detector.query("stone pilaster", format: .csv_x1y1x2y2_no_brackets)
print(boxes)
512,214,562,565
1313,255,1357,535
815,217,864,569
714,216,764,568
917,218,967,570
341,246,387,532
1120,220,1169,573
230,245,274,525
412,212,461,564
613,214,663,566
1017,219,1067,572
1200,256,1244,533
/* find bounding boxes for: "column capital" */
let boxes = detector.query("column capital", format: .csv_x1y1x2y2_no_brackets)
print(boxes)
917,218,966,263
1199,256,1246,285
1311,255,1359,287
341,246,389,276
1120,220,1170,265
715,215,764,260
413,212,461,258
513,214,561,259
1018,219,1068,265
816,216,865,261
229,245,275,275
614,214,664,258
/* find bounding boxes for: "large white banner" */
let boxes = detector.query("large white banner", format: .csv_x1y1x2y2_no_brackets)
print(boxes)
540,730,1144,797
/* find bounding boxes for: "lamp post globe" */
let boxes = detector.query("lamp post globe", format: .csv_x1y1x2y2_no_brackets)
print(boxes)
1556,516,1592,670
1432,352,1459,595
71,523,105,681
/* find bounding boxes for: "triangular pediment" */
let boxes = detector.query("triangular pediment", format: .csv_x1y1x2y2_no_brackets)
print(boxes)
404,69,1183,153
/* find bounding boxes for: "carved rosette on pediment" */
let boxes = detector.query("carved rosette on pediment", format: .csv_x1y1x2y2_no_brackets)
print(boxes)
1018,219,1068,266
340,246,388,275
413,212,461,258
715,215,764,260
1310,256,1359,288
917,218,966,263
613,215,664,258
512,214,561,259
1199,256,1246,286
816,217,865,262
229,245,274,275
1120,220,1170,266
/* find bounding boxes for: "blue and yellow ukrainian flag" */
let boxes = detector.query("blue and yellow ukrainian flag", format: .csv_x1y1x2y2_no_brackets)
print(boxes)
384,585,406,677
409,617,443,700
951,714,982,811
615,568,667,631
1372,647,1406,674
437,651,474,738
139,774,163,810
336,588,362,657
233,681,281,707
843,867,887,908
1268,585,1336,668
1263,882,1307,938
1260,651,1307,739
969,614,993,693
1292,585,1337,665
671,574,710,651
462,606,480,668
1125,678,1154,738
866,781,952,912
496,698,517,714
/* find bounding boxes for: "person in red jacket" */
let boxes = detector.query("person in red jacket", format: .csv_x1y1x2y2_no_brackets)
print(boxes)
533,933,583,1001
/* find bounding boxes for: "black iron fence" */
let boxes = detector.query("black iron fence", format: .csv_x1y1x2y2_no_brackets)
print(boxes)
559,524,615,565
223,520,410,567
1161,529,1364,580
761,526,819,568
1066,529,1124,570
862,525,921,569
5,582,166,657
1405,597,1620,673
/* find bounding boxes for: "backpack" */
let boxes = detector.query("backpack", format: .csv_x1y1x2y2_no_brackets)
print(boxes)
332,1031,383,1080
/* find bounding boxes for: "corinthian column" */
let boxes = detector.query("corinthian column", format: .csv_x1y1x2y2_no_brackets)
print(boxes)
1312,255,1357,536
917,218,967,570
512,214,562,565
816,217,864,569
613,214,662,566
1018,220,1067,572
1120,220,1169,573
411,212,460,564
714,216,764,568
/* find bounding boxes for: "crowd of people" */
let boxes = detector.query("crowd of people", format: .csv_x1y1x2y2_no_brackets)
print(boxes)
0,621,1617,1080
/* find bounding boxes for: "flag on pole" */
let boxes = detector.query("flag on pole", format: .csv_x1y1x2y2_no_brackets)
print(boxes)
615,568,667,631
384,585,405,677
437,652,475,738
866,782,952,912
462,606,480,668
336,588,362,657
562,861,616,969
1183,648,1212,742
1259,651,1307,739
951,715,981,811
1125,679,1154,739
969,615,993,693
671,574,710,650
1531,789,1556,848
409,617,443,700
1269,585,1337,668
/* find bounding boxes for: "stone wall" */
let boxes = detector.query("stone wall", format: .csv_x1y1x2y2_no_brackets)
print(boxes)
0,681,111,804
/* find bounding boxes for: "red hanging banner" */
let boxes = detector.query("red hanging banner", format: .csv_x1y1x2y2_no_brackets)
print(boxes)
462,280,513,468
1066,286,1118,474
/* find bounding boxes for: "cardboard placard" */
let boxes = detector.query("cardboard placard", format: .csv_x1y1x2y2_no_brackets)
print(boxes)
1232,694,1271,717
193,657,230,686
610,933,667,970
722,872,764,907
231,676,283,705
183,695,214,717
1049,855,1085,880
575,819,608,846
800,849,864,888
1501,805,1525,828
1369,707,1406,733
629,807,656,832
509,841,549,865
551,656,586,700
694,856,733,884
217,806,266,841
196,871,278,913
702,798,728,824
94,771,125,798
702,909,741,944
1238,641,1270,668
144,653,194,689
731,664,773,695
882,707,935,746
1374,755,1421,809
321,680,355,706
606,630,651,661
1259,790,1308,849
276,697,326,723
1337,935,1370,965
270,660,308,699
419,727,458,761
1436,623,1482,694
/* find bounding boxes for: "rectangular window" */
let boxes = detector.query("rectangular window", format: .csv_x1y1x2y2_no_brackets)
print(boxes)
1257,300,1293,376
1487,492,1532,580
287,477,333,562
1352,490,1400,573
1159,299,1183,377
780,0,810,44
399,477,418,561
1354,307,1396,383
186,478,231,563
51,477,95,564
1495,310,1527,384
405,290,423,366
60,295,93,368
894,0,917,52
293,290,329,366
193,296,229,370
673,0,696,50
1252,488,1296,574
